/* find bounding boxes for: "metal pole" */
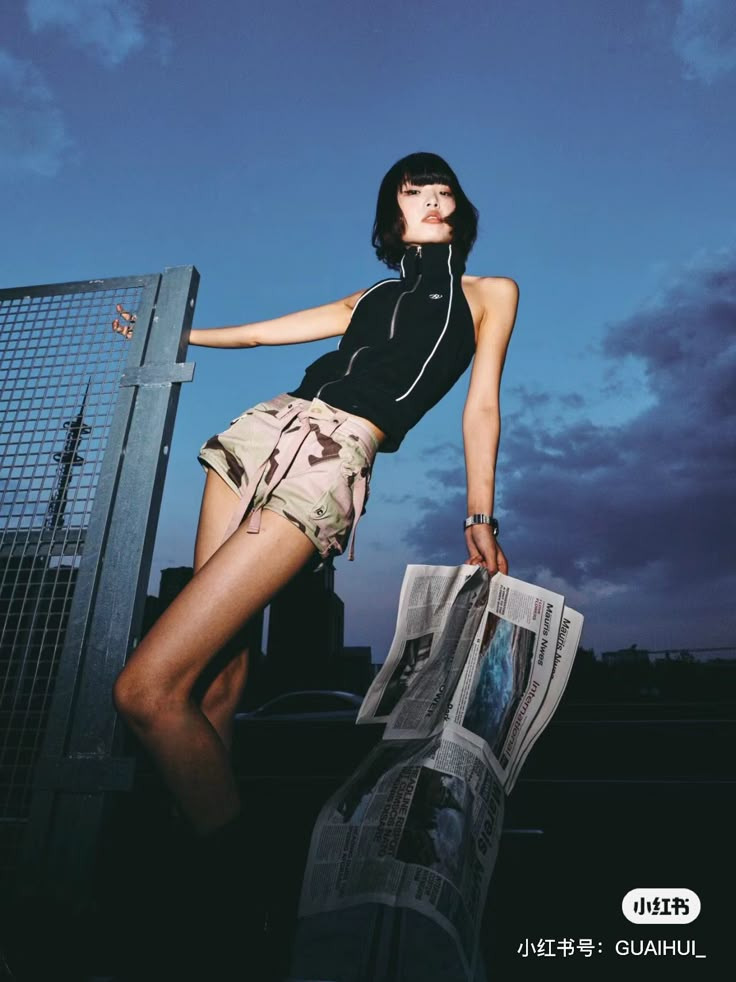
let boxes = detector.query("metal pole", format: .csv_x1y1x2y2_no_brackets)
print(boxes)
18,266,198,903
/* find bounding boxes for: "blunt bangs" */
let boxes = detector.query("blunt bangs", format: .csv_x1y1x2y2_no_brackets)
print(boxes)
398,167,458,192
372,152,479,270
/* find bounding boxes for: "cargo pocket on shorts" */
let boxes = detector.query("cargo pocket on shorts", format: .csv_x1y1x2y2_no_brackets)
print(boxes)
308,481,352,525
307,476,353,554
308,436,372,554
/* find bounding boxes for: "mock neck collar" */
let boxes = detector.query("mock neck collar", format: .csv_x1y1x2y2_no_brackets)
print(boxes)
399,242,466,282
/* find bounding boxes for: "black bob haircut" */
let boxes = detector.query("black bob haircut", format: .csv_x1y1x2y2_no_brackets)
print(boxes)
372,152,479,270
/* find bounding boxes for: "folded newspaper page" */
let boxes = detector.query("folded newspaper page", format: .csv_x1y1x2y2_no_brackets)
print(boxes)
291,564,583,981
442,573,568,793
358,566,579,793
358,565,489,734
505,606,583,792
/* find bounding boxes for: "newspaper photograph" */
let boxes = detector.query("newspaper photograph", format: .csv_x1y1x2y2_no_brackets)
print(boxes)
444,573,565,789
295,726,505,980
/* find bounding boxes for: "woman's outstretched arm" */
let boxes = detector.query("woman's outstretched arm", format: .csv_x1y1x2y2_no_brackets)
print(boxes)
462,276,519,573
188,288,365,348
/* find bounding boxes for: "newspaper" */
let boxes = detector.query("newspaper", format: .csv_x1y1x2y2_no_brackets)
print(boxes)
358,565,489,737
440,573,571,793
506,605,584,792
291,565,583,982
359,567,578,794
292,726,504,981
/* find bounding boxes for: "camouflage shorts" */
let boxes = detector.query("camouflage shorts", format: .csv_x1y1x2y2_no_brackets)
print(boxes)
197,393,379,560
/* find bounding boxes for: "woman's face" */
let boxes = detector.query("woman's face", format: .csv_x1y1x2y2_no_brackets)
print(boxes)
397,181,456,246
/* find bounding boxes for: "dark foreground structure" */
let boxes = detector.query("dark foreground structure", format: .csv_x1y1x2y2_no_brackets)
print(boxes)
5,698,733,980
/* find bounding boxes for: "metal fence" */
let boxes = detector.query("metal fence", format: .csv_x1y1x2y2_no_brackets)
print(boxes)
0,267,198,903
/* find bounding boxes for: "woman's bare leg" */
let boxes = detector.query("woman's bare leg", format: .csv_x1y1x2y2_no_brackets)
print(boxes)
113,499,317,834
197,646,248,751
192,470,252,750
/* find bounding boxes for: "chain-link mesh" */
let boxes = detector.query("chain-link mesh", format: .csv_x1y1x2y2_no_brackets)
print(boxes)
0,284,142,878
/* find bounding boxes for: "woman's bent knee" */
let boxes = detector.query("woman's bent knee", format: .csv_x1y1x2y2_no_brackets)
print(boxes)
112,668,147,727
113,665,183,732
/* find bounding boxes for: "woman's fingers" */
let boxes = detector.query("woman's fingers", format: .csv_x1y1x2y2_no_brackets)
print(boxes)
116,302,137,323
464,525,507,574
112,303,136,339
465,527,487,567
112,317,134,339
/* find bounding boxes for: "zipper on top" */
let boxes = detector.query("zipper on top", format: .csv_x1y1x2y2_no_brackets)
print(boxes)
316,344,370,399
390,274,422,338
315,245,424,398
395,242,455,403
390,244,423,339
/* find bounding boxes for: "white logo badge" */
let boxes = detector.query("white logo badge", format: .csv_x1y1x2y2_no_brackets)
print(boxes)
622,888,700,924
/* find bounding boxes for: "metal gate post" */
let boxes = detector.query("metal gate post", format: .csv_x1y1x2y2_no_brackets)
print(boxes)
18,265,199,903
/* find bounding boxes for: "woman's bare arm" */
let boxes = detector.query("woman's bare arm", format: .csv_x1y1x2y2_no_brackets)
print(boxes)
188,289,365,348
462,276,520,572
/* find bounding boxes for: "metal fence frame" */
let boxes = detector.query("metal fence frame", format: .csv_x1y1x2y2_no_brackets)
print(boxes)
0,265,198,904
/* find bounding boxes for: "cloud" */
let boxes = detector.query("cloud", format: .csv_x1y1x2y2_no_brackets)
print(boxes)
419,441,464,461
0,49,51,99
25,0,171,66
404,247,736,649
672,0,736,83
0,49,73,177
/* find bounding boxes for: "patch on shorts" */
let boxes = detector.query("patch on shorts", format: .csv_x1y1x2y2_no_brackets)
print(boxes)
263,446,280,484
203,435,244,488
307,422,342,465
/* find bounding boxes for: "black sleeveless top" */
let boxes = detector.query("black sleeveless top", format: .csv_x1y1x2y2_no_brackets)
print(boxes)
288,242,476,453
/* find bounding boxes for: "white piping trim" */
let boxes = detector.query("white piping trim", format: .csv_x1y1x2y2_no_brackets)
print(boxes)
352,279,396,313
338,279,395,349
395,244,454,402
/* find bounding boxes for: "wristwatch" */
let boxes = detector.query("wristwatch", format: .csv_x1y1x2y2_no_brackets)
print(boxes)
464,514,499,537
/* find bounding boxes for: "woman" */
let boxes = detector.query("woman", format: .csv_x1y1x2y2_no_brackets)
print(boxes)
112,152,518,847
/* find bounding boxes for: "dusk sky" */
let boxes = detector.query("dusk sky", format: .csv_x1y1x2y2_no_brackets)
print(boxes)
2,0,735,662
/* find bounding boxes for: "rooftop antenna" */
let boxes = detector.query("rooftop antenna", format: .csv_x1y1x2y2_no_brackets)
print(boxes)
44,379,92,531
